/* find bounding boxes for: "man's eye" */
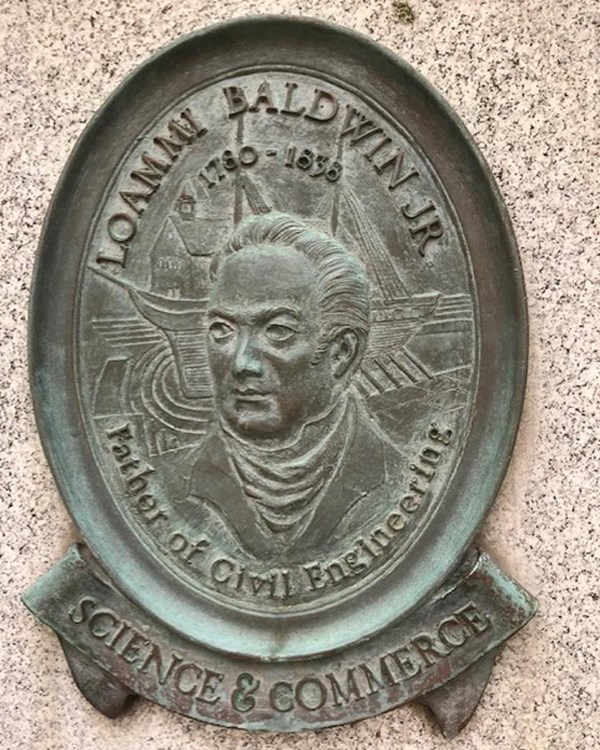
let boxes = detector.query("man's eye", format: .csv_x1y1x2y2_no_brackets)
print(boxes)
209,322,235,341
265,324,296,342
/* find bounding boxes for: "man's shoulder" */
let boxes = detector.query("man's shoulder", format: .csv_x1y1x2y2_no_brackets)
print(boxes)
350,400,404,474
187,427,230,496
325,399,403,507
181,426,247,537
175,427,246,536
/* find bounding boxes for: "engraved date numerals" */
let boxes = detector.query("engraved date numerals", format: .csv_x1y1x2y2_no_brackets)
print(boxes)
199,146,259,188
198,144,342,189
284,146,342,182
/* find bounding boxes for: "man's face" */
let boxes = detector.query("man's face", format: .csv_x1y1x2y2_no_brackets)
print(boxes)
207,244,336,441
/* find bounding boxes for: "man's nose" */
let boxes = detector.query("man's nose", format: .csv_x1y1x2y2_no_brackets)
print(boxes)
232,330,264,377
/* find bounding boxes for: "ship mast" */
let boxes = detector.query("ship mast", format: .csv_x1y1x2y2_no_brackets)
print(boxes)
233,116,244,226
330,136,344,237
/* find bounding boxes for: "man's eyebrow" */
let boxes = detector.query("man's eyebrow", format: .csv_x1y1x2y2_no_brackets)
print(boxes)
207,307,237,321
207,305,302,323
257,306,302,322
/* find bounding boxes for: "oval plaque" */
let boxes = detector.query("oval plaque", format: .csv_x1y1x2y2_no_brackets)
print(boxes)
25,17,536,736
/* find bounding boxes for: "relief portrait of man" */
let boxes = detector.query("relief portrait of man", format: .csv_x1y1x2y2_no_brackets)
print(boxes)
176,212,402,561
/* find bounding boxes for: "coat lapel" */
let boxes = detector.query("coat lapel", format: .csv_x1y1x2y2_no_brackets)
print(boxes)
186,431,276,558
291,411,387,554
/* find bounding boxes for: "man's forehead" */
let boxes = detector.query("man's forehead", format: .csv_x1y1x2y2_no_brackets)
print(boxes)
211,244,316,304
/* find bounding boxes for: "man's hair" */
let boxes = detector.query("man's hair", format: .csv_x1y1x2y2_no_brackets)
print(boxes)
211,212,370,369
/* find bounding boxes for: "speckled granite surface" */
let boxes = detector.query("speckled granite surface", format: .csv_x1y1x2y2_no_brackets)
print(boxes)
0,1,598,748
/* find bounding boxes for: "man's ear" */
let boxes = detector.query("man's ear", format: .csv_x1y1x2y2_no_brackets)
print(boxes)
330,330,360,379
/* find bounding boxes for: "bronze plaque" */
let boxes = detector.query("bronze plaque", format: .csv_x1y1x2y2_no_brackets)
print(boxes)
24,17,536,737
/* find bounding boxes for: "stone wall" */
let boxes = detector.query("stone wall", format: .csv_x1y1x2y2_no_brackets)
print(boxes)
1,1,597,748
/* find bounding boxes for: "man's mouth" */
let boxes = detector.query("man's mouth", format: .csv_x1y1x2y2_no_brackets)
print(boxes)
232,388,271,401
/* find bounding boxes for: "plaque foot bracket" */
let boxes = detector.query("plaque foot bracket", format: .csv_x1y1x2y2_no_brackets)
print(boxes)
60,636,136,719
418,646,498,738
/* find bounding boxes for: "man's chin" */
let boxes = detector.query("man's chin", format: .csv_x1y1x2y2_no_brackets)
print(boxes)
222,405,284,440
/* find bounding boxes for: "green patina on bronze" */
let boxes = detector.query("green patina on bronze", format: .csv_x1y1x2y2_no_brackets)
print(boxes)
24,17,536,736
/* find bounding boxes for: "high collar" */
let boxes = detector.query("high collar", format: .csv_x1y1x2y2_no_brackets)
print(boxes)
220,395,353,538
186,401,387,560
